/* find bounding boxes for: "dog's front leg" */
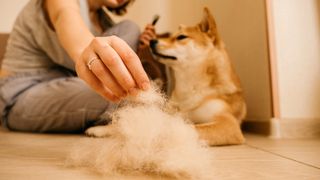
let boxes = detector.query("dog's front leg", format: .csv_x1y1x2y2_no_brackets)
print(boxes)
85,124,116,137
195,113,245,146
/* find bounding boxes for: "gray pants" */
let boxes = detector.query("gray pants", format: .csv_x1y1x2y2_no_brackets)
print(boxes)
0,20,141,133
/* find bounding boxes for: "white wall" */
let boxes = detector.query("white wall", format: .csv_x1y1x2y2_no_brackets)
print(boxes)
0,0,29,32
272,0,320,119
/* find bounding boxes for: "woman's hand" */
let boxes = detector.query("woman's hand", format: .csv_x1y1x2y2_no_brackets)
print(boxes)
138,24,156,49
44,0,149,102
76,36,150,102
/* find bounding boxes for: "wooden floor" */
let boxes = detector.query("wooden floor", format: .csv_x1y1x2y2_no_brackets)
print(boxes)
0,127,320,180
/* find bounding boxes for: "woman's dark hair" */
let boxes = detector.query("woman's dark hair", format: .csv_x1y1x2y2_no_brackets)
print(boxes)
107,0,135,16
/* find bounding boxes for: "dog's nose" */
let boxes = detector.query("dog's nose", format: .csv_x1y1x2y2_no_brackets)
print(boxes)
149,39,158,49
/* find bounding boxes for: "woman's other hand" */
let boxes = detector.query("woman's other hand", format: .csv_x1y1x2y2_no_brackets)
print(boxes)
138,24,156,49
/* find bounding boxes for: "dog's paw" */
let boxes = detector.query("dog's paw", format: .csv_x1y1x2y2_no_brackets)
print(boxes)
85,125,115,137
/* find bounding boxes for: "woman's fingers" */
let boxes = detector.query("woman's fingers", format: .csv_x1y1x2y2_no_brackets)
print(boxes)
140,33,155,45
87,56,127,98
146,30,156,38
139,24,156,46
106,36,150,90
92,38,137,94
76,59,120,102
145,24,155,33
144,26,156,37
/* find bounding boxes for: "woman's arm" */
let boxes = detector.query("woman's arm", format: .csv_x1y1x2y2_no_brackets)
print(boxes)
44,0,150,101
44,0,92,61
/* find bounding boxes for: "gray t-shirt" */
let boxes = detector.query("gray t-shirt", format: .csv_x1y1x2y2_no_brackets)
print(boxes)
2,0,95,72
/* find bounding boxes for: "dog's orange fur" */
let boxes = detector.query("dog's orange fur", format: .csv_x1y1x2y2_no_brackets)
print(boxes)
152,7,246,146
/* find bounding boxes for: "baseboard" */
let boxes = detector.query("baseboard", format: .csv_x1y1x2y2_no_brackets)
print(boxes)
242,120,270,136
242,118,320,139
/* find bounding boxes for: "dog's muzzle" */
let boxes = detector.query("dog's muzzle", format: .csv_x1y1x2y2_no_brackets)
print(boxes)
150,39,177,60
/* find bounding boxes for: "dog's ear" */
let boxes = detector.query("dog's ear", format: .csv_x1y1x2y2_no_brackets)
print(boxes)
198,7,221,47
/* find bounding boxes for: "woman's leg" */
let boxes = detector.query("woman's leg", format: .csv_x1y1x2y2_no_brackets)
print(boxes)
103,20,141,52
5,73,115,133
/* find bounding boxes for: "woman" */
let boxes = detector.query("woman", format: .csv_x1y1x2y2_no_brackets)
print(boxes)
0,0,157,133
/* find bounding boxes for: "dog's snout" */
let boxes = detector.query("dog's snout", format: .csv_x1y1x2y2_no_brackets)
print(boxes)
150,39,158,49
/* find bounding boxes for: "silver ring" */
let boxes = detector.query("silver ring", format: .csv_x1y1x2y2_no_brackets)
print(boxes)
87,57,99,71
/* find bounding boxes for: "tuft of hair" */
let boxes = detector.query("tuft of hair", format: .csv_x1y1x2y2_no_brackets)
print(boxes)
67,84,214,179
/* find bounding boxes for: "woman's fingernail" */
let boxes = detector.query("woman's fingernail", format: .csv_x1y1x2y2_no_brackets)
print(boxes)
129,87,138,96
141,82,150,90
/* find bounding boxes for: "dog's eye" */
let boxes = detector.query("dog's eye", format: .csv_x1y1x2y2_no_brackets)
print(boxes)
176,35,188,40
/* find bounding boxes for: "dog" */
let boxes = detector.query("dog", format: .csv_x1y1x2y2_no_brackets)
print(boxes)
150,7,246,146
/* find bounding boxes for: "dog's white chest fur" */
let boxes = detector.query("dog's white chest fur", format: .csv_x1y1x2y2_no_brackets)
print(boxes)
188,99,226,124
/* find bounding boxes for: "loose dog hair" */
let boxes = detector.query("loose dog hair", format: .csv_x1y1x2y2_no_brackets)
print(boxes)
68,84,213,179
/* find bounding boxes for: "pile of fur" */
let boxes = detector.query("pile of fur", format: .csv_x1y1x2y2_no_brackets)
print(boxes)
67,85,213,179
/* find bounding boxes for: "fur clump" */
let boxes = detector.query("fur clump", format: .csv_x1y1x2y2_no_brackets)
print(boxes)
67,85,213,179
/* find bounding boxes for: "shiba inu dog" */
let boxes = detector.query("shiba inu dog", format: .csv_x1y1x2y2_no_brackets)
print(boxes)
150,7,246,145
